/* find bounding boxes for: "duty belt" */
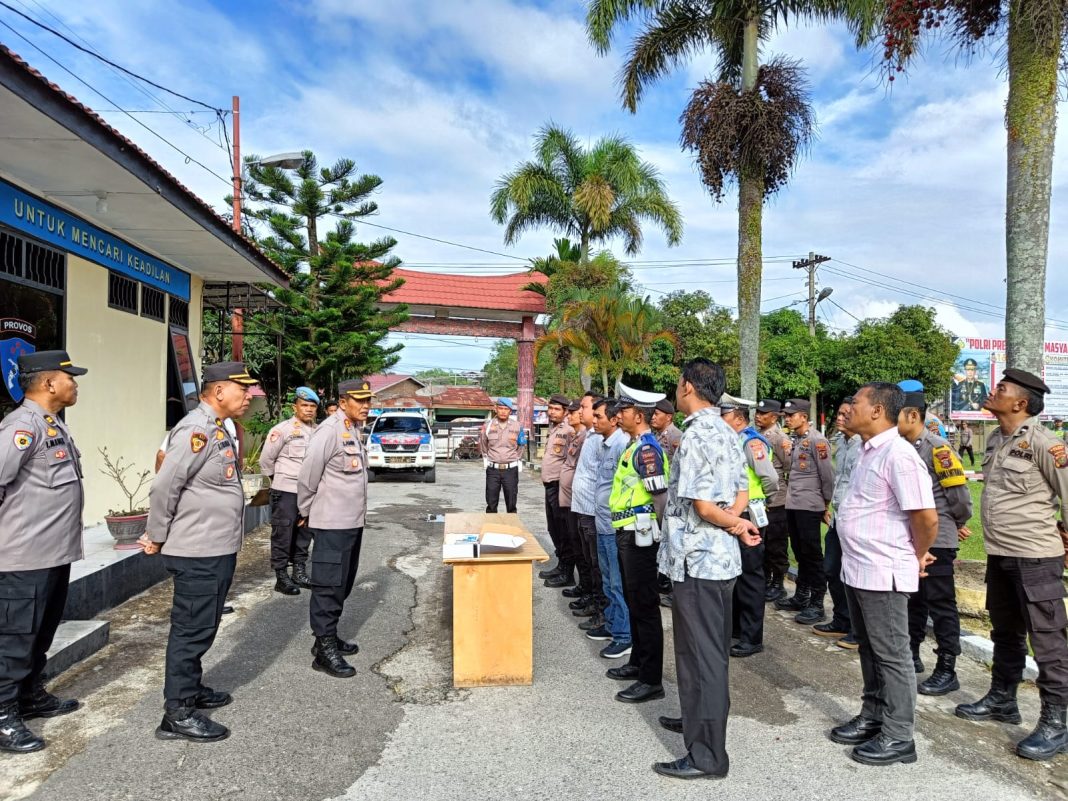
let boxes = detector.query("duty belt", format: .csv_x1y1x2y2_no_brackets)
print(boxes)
611,503,654,522
491,461,520,470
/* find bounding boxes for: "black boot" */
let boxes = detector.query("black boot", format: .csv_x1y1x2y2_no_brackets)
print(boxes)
274,568,300,596
312,636,356,678
1016,702,1068,761
775,583,810,612
18,680,80,719
764,571,786,603
955,680,1022,724
562,585,586,599
292,562,312,589
0,702,44,753
312,637,359,656
794,590,826,624
155,701,229,742
568,595,593,610
911,646,924,674
545,565,575,588
538,563,564,579
918,652,960,696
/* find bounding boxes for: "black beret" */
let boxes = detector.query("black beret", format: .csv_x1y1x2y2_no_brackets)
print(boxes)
548,394,570,408
567,399,581,412
654,398,675,415
1001,368,1049,395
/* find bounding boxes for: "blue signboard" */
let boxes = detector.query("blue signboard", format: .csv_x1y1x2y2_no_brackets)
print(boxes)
0,179,190,300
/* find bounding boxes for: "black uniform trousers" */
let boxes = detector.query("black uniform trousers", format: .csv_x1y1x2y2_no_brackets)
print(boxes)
763,505,790,577
615,529,663,686
543,482,575,568
823,525,852,631
563,508,592,592
960,445,975,466
986,555,1068,704
576,514,605,607
786,508,826,594
672,573,734,776
268,489,312,571
485,466,519,513
163,554,236,710
0,564,70,705
731,531,766,646
309,527,364,638
907,547,960,656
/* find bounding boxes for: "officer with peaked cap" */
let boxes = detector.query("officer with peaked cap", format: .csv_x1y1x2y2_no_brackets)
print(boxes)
952,358,989,412
141,360,257,743
260,386,321,595
754,399,791,601
955,368,1068,761
298,379,373,679
0,351,87,754
479,397,527,514
608,382,670,704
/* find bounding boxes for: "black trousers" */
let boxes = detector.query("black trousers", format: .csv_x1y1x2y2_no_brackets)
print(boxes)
960,445,974,466
309,527,364,638
908,547,960,656
732,536,766,645
986,555,1068,704
0,564,70,705
787,509,826,594
163,554,236,710
576,514,605,606
824,525,851,630
615,529,663,686
564,509,592,592
673,574,734,776
485,466,518,513
763,505,790,576
543,482,575,567
269,490,312,571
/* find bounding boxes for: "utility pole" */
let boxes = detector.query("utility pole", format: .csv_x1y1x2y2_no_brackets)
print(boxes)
230,95,245,452
792,252,830,427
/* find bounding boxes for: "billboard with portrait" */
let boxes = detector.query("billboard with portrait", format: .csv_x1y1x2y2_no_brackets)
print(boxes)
950,337,1068,421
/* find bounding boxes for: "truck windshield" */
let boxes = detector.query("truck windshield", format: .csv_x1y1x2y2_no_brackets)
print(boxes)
374,417,430,435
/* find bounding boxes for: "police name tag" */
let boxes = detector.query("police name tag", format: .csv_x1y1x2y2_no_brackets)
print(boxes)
748,499,769,528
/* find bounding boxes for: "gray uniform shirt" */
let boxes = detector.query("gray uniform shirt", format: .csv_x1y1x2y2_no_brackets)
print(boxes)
831,434,863,514
259,416,316,494
785,426,834,512
655,423,683,464
913,430,972,549
480,418,523,464
541,420,574,483
147,402,244,557
760,423,790,508
298,410,368,530
0,399,84,570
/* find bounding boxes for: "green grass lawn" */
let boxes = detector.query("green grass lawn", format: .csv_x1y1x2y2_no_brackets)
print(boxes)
958,480,986,561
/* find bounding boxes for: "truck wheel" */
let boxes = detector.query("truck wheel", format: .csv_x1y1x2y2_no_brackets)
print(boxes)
367,469,377,483
423,467,437,483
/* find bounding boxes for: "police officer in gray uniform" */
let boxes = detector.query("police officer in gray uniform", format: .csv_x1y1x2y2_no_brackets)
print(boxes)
298,379,373,679
141,360,257,743
0,351,87,754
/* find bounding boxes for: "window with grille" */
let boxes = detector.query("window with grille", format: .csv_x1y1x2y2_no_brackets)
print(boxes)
0,229,22,279
169,297,189,329
0,226,65,291
141,286,165,322
107,271,138,314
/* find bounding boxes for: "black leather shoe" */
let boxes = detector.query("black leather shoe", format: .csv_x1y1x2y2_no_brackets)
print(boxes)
221,605,235,615
730,641,764,658
572,603,598,618
544,574,575,588
156,706,230,743
829,715,883,745
955,681,1022,723
562,586,586,598
569,595,593,610
19,685,80,719
850,734,917,766
311,638,359,656
652,755,725,780
0,703,45,753
578,614,605,631
292,562,312,589
606,665,640,681
538,564,563,579
312,636,356,678
274,568,301,596
658,715,683,734
813,622,850,638
616,681,665,704
194,687,232,709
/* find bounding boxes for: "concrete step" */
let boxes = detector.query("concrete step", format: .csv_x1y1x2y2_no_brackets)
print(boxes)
43,620,110,681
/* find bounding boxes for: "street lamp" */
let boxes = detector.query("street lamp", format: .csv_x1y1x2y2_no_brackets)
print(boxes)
252,152,304,170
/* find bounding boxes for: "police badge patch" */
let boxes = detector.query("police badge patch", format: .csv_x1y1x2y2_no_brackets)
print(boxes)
816,442,829,460
190,432,207,453
1050,443,1068,469
13,430,32,450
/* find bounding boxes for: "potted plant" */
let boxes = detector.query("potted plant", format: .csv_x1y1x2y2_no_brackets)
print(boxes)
98,447,152,550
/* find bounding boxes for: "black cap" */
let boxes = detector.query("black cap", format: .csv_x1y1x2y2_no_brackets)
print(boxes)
548,394,570,408
654,398,675,415
783,399,811,414
339,379,373,399
567,399,581,412
203,361,257,385
756,399,782,413
18,350,87,376
963,358,978,368
1001,368,1049,395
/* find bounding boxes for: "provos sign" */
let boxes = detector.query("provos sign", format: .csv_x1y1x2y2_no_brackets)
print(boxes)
0,178,190,300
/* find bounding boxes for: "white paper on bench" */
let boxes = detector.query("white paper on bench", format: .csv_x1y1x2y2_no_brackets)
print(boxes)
478,533,526,553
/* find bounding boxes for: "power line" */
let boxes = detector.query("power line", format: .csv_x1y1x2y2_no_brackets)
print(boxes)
826,297,863,323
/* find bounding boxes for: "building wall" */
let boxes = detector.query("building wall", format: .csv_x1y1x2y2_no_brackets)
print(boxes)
64,254,203,523
376,378,424,400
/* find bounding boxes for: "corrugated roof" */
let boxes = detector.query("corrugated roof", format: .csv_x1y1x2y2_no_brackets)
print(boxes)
367,373,425,393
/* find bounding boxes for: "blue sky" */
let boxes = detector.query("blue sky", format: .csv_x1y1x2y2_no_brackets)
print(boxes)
2,0,1066,375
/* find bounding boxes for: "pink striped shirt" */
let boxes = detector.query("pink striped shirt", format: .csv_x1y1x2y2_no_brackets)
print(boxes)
837,426,935,592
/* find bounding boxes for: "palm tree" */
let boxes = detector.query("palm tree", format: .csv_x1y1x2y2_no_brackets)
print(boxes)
587,0,875,403
490,124,683,262
878,1,1066,373
523,237,582,296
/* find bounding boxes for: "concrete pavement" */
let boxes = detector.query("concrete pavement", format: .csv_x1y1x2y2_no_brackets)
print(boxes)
4,461,1065,801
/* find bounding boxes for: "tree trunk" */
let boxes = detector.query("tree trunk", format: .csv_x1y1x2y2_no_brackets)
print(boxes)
580,226,590,264
737,17,763,402
579,357,593,392
308,213,319,258
1004,8,1059,373
601,365,610,396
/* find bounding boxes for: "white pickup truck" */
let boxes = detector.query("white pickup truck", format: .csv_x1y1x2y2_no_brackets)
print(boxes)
365,411,436,482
